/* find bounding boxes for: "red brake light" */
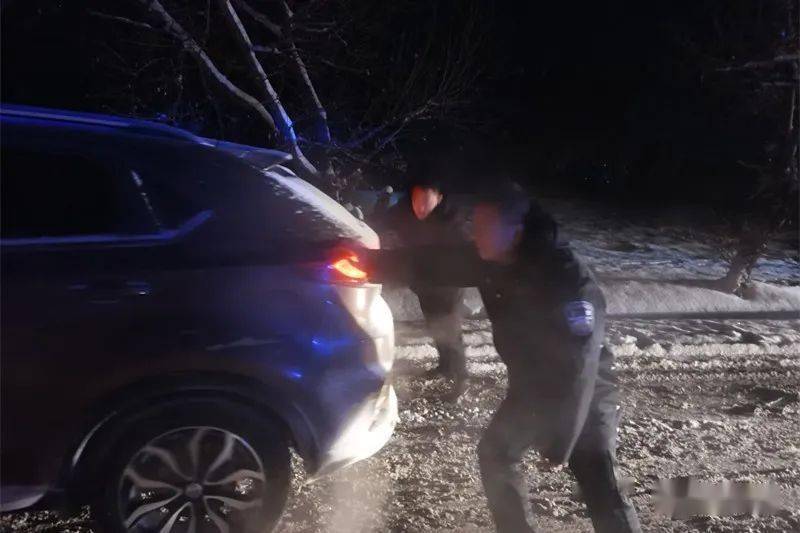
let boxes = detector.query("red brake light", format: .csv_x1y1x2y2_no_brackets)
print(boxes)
329,252,368,282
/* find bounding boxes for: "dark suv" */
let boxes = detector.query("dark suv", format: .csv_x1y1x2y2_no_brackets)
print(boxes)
0,105,397,532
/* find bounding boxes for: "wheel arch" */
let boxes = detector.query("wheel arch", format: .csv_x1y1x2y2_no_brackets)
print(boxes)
63,372,319,502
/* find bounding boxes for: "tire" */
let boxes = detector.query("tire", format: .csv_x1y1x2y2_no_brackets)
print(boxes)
92,399,290,533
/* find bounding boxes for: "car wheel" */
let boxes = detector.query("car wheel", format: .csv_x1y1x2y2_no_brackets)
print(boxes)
93,400,290,533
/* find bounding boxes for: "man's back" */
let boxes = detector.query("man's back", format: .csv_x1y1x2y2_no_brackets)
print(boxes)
372,185,470,385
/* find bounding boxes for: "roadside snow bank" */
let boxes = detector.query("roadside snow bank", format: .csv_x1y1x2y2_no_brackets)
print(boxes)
603,280,800,315
383,281,800,321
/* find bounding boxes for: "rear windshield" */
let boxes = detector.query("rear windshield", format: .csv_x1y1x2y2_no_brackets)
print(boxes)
127,140,375,246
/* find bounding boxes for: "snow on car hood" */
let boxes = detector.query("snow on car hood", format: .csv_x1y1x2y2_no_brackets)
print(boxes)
263,165,379,249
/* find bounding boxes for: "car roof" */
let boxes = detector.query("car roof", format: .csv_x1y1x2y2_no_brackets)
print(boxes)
0,103,292,167
0,103,209,143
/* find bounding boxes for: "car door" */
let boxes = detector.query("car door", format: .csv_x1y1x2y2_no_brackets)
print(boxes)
0,126,161,503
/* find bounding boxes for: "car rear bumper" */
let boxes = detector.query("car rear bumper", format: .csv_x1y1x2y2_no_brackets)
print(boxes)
312,380,398,478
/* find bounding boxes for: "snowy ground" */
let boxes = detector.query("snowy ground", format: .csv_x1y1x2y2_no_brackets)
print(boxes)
273,318,800,533
6,318,798,533
540,200,798,285
3,202,798,532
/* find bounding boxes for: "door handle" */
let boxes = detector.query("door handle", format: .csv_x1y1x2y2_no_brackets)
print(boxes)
121,280,152,296
68,280,152,303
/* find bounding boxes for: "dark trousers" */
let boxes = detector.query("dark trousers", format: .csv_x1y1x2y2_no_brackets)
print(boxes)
414,287,467,378
477,346,641,533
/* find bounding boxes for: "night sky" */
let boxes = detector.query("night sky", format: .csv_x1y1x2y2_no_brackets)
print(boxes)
492,3,658,138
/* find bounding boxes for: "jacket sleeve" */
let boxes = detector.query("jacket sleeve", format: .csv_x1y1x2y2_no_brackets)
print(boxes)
364,244,485,287
371,202,407,249
442,203,471,242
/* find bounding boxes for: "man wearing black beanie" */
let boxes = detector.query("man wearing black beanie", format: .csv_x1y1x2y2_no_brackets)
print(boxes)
373,155,470,398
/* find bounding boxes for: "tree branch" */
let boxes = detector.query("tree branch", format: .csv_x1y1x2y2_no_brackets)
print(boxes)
231,0,282,37
216,0,318,176
279,1,331,144
341,101,435,155
88,10,155,31
318,58,367,75
133,0,278,136
252,44,281,55
235,0,332,146
718,54,800,72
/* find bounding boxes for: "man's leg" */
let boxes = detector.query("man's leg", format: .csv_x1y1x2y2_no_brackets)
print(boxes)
569,347,641,533
478,392,538,533
417,288,467,379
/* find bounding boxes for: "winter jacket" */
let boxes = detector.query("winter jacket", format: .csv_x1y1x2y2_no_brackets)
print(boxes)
367,198,608,462
372,194,467,249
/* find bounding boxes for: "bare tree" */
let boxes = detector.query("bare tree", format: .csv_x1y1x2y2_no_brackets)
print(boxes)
647,0,799,294
232,0,332,167
302,0,489,175
129,0,318,177
87,0,490,191
710,2,799,294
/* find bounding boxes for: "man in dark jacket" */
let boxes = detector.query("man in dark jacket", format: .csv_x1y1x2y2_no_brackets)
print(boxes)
368,184,640,532
372,172,469,391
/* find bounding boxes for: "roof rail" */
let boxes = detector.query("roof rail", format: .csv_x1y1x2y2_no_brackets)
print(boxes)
0,103,207,144
203,138,292,169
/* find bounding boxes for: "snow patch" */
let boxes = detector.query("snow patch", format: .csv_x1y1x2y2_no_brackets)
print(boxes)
396,344,438,361
265,166,379,249
465,344,498,358
468,361,506,377
384,281,799,322
604,280,800,315
611,342,800,358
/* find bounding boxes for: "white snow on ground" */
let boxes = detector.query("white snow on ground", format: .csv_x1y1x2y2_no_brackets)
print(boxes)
543,199,799,285
396,344,438,361
397,318,800,368
568,236,799,286
607,318,800,348
603,280,800,315
384,281,800,322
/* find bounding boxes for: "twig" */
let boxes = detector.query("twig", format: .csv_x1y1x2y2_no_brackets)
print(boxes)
216,0,319,176
203,0,212,44
279,1,330,144
252,44,282,55
235,0,332,146
88,10,155,31
231,0,282,37
294,25,331,34
134,0,278,135
718,54,800,72
319,58,367,75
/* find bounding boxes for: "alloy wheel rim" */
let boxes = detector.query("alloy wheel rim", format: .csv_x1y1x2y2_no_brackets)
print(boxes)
118,426,267,533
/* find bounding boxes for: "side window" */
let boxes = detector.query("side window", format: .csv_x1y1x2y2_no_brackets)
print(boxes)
0,148,144,239
132,166,205,229
128,144,240,229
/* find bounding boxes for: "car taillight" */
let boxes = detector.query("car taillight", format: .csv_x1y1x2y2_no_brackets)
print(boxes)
328,251,368,283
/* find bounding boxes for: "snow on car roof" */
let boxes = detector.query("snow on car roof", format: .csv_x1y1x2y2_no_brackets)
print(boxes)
263,165,379,249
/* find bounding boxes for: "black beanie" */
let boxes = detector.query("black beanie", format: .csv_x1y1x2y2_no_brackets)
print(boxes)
405,155,451,192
